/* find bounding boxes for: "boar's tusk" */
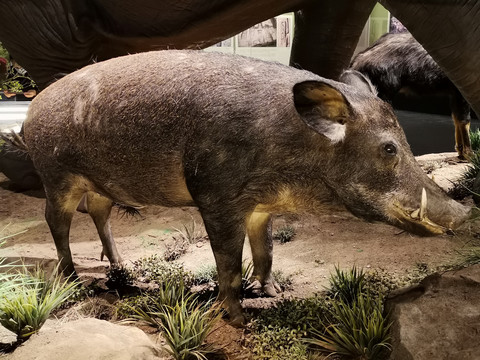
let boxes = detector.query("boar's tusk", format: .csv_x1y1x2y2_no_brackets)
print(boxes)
419,188,427,221
409,188,427,220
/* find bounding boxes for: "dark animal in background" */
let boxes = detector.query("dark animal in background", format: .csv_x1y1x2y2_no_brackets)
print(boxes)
23,51,469,325
350,32,473,159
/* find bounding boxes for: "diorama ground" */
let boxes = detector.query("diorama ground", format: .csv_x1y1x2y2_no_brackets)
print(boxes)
1,152,479,359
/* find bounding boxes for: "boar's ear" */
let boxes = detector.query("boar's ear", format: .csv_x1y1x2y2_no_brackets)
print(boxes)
293,81,350,143
339,70,378,95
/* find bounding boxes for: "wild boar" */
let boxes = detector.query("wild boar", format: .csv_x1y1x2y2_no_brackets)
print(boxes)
23,50,470,325
350,32,472,159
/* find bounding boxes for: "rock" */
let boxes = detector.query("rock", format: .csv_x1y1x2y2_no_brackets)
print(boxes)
4,318,165,360
386,265,480,360
0,324,17,347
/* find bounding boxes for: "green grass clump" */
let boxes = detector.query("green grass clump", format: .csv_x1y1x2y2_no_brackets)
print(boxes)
248,266,392,360
454,246,480,268
123,280,193,320
309,294,391,359
273,225,296,244
470,128,480,152
248,296,332,359
448,129,480,199
327,265,366,304
123,280,222,360
174,218,202,245
0,265,79,339
307,266,392,360
132,255,194,287
449,140,480,199
193,264,218,285
250,326,309,360
160,300,222,360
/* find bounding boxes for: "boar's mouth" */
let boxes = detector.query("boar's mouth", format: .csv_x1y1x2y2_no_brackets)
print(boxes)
390,188,447,236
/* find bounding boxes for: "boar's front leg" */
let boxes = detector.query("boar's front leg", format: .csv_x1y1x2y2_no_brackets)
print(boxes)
85,192,122,265
200,210,246,326
246,212,281,297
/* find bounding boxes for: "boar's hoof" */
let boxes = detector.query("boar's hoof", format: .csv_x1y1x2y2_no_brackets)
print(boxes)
246,279,281,297
229,313,246,328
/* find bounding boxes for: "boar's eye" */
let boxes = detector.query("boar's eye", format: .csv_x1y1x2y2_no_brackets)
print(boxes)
384,143,397,156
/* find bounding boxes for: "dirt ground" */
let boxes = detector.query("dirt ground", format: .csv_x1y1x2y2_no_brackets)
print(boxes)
1,152,479,358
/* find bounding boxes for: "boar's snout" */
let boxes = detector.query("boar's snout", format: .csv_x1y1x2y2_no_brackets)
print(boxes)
390,187,471,236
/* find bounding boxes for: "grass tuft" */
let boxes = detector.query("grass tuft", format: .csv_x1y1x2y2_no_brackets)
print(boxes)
273,225,296,244
122,280,222,360
0,264,80,339
308,294,392,359
327,265,366,304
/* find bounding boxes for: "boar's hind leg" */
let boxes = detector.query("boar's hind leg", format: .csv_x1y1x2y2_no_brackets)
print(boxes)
44,185,85,276
200,211,246,326
246,212,281,297
85,192,122,265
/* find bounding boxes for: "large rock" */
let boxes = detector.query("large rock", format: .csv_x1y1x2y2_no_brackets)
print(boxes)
387,265,480,360
4,318,165,360
0,324,16,348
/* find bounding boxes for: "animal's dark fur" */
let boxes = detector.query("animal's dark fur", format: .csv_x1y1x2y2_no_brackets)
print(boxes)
351,32,461,102
351,32,472,158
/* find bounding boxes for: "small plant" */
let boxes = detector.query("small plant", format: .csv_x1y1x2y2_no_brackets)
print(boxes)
456,246,480,267
327,265,366,305
241,260,254,291
126,281,197,328
123,279,222,360
363,269,402,299
242,260,254,281
449,151,480,199
106,264,135,289
164,237,190,261
193,264,218,285
0,265,80,339
174,218,203,245
308,294,392,360
0,233,30,299
247,296,332,359
273,225,296,244
470,128,480,152
250,325,309,360
132,255,194,287
272,269,293,291
160,301,223,360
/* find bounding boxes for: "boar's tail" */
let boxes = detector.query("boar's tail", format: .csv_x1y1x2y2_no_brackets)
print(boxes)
0,130,30,158
114,203,144,219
